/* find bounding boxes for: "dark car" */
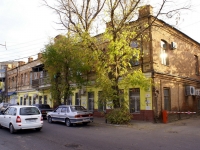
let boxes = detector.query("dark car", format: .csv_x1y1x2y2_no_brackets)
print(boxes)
32,104,53,119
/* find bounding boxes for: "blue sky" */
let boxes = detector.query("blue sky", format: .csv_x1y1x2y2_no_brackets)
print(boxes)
0,0,200,63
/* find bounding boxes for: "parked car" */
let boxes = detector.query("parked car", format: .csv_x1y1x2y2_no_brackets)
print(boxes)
0,103,18,112
0,105,43,134
47,105,93,127
32,104,53,119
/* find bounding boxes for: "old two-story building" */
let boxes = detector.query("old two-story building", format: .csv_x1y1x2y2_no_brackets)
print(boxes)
6,54,52,107
77,5,200,122
5,5,200,122
133,5,200,121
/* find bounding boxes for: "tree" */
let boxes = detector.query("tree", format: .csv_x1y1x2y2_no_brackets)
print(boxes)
42,35,90,106
43,0,189,122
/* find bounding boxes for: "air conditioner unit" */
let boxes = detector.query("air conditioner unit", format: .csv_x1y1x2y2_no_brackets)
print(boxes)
185,86,195,96
171,42,177,50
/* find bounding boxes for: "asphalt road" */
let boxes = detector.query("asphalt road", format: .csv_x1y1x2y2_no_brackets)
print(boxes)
0,117,200,150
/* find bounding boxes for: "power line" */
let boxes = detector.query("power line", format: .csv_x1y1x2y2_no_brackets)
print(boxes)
7,37,51,47
0,53,39,63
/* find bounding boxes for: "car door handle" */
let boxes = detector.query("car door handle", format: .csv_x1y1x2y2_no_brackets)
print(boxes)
9,117,11,118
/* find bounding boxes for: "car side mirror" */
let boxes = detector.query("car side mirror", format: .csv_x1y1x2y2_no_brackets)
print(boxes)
0,111,5,115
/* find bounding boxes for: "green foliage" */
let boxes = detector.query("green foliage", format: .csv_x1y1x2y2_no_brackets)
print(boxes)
106,102,133,124
42,35,91,104
119,69,152,91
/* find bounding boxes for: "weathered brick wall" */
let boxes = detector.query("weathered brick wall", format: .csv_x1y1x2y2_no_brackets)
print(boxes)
151,20,200,123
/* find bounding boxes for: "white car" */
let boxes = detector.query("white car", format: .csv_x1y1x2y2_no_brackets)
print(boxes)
0,105,43,134
47,105,93,127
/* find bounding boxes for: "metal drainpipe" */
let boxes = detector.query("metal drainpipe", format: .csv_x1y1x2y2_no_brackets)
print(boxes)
160,79,162,115
178,83,180,120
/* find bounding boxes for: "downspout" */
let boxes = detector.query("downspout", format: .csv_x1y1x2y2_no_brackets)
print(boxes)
148,15,155,121
178,83,180,119
160,79,162,114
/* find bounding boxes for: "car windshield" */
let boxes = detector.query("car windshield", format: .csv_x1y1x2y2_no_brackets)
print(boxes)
70,106,87,112
20,107,40,115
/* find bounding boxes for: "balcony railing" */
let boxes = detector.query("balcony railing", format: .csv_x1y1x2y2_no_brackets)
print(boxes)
32,77,50,89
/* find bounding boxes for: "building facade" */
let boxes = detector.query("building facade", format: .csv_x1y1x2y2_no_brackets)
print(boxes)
6,54,52,107
5,5,200,122
0,61,18,103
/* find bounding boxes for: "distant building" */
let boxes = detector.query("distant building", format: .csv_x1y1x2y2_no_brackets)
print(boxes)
0,61,18,103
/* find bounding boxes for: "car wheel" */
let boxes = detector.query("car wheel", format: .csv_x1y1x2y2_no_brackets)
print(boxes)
9,124,15,134
83,122,88,126
35,127,42,131
48,116,53,123
66,119,71,127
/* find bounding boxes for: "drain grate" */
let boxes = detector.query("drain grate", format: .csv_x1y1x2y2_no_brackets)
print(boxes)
65,143,81,148
168,131,178,133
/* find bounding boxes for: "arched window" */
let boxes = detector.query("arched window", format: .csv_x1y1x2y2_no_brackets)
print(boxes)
160,40,169,65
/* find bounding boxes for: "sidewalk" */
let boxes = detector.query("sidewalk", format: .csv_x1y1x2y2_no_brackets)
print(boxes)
93,117,164,129
93,116,200,130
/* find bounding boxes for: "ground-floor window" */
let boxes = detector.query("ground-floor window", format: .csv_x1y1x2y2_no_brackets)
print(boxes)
67,96,72,105
29,96,31,105
44,95,47,104
88,92,94,111
98,91,106,111
24,98,26,105
39,96,42,104
20,97,23,105
129,88,140,113
164,88,171,111
75,93,81,105
33,97,36,104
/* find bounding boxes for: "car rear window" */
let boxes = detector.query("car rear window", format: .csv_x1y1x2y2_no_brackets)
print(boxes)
70,106,87,112
20,107,40,115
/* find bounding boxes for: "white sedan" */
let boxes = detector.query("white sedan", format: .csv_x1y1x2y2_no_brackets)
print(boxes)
0,105,43,134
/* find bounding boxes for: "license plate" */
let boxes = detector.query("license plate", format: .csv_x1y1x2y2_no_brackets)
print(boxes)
83,118,89,121
26,119,36,123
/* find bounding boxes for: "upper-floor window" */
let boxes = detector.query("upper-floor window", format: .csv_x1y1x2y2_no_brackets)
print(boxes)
130,41,140,66
195,55,199,75
30,72,32,85
25,73,27,85
34,72,38,79
8,78,11,88
12,77,14,88
164,88,171,111
40,71,43,78
160,40,169,65
21,74,24,86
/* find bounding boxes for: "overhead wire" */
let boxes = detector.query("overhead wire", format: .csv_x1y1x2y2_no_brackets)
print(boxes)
1,1,200,62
